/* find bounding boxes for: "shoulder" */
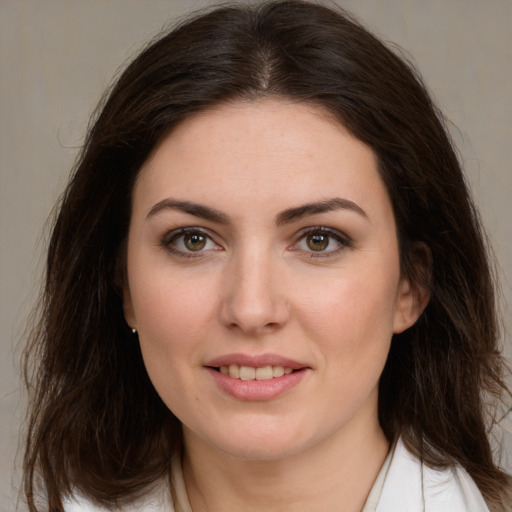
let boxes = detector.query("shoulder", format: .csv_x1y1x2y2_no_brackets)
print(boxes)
63,453,186,512
490,408,512,475
63,496,106,512
63,483,174,512
376,438,490,512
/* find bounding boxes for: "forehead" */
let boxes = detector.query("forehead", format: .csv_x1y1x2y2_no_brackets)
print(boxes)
133,99,390,221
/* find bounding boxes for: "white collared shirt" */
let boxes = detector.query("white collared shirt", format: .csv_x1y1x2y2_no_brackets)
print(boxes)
65,437,495,511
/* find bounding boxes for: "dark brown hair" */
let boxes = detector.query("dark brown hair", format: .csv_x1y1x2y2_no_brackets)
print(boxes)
23,1,511,510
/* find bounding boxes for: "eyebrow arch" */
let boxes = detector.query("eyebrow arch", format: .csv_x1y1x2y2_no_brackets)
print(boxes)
146,199,230,224
275,198,368,226
146,197,367,226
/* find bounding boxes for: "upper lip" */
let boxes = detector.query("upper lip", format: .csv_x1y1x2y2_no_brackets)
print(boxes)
205,353,308,370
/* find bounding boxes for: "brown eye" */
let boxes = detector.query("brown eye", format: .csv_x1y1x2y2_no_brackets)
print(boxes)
306,233,329,251
291,227,351,257
184,232,207,251
163,228,221,257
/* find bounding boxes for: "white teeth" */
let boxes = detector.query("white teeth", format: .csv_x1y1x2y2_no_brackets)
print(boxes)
218,364,295,380
228,364,240,379
255,366,273,380
239,366,256,381
272,366,285,378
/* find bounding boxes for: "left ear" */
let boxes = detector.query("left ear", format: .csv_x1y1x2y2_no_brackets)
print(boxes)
122,284,137,331
393,244,431,334
114,240,137,330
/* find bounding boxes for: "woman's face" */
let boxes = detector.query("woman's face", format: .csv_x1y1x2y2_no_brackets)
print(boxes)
123,100,424,460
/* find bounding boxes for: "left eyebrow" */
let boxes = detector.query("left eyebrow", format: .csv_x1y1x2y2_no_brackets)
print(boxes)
275,198,368,226
146,198,230,224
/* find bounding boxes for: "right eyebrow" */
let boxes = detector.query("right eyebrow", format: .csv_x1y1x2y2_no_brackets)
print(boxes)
146,198,231,225
275,197,368,226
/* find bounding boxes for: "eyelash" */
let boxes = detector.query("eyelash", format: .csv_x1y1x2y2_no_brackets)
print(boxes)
161,227,221,259
161,226,352,259
291,226,352,258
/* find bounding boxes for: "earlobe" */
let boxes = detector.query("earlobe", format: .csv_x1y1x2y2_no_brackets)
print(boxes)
393,277,430,334
122,285,137,331
116,244,137,331
393,243,431,334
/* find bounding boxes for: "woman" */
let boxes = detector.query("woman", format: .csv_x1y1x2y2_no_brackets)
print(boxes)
23,1,511,511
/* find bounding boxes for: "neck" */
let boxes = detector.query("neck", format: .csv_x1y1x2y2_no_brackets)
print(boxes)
182,418,389,512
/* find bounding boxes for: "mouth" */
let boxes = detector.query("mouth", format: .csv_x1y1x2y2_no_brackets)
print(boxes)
211,364,297,381
204,354,310,399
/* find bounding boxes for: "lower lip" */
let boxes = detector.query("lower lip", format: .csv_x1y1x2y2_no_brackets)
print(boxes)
206,367,308,401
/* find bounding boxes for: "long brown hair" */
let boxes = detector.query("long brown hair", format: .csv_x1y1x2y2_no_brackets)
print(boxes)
23,1,511,510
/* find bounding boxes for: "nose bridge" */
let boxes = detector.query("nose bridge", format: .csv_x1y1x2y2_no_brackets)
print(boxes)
220,241,288,334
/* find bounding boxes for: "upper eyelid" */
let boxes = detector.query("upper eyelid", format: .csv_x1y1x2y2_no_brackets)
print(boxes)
162,227,221,247
161,225,352,249
290,226,353,254
294,225,351,241
161,225,350,240
164,226,217,239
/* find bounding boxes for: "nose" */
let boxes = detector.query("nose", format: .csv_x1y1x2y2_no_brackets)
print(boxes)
219,248,290,336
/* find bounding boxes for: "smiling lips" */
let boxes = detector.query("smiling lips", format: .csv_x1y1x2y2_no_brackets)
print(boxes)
206,354,309,400
219,364,294,380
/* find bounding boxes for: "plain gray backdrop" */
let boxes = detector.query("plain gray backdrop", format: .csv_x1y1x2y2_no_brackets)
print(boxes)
1,1,511,510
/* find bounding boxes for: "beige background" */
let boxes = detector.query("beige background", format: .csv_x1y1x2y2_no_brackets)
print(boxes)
1,1,511,510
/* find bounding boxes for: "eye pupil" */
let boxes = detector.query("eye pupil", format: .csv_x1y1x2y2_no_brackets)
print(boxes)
184,233,206,251
307,233,329,251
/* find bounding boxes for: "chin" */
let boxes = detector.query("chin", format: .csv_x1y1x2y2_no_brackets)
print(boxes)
188,419,320,462
219,440,305,462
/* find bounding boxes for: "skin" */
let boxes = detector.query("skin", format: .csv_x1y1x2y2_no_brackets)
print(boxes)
123,100,428,511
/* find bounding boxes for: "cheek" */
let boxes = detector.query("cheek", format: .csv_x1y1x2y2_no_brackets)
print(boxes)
132,265,216,334
298,268,400,345
129,269,219,389
130,276,214,412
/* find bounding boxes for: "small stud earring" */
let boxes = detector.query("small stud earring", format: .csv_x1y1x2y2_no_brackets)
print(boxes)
132,328,138,334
